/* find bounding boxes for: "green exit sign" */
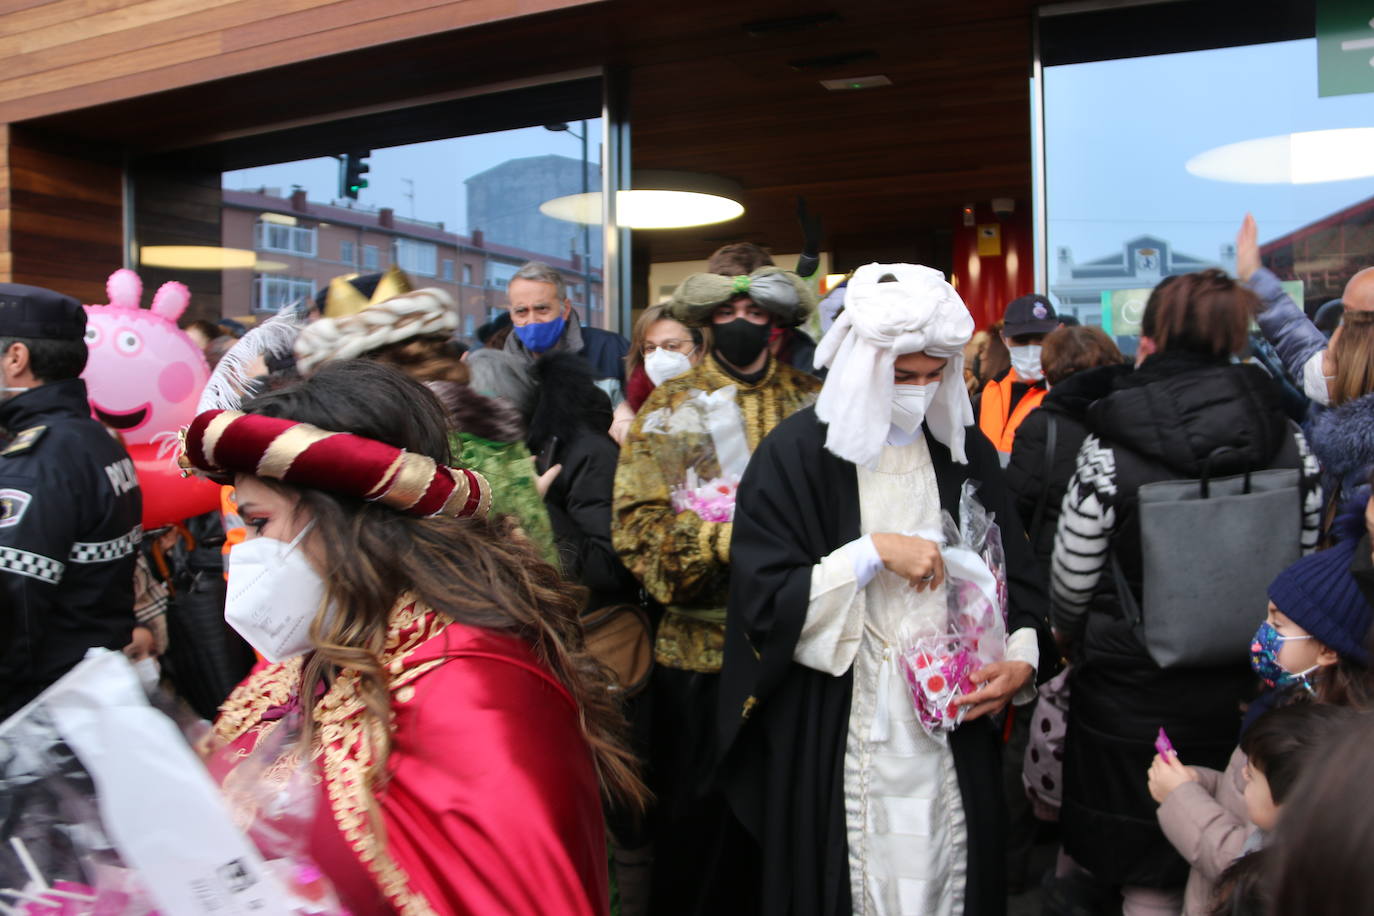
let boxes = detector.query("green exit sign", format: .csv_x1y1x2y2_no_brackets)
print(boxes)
1318,0,1374,97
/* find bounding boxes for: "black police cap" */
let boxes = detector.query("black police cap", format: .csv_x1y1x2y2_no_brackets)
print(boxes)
0,283,86,341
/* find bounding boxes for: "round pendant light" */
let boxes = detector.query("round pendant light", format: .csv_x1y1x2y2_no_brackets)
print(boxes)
1186,128,1374,184
541,170,744,229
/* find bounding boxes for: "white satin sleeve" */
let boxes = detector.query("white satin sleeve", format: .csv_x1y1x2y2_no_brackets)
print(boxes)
1005,626,1040,706
794,536,882,676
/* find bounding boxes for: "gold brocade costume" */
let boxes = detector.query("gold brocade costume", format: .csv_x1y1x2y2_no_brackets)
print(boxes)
612,354,820,672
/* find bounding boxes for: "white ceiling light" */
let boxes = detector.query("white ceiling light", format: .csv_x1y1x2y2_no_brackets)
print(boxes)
139,246,259,270
1186,128,1374,184
540,170,744,229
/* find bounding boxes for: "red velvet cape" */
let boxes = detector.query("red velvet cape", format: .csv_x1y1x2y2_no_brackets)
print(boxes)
212,603,608,916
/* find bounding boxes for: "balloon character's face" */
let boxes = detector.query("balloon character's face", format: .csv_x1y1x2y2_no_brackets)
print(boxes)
81,271,209,445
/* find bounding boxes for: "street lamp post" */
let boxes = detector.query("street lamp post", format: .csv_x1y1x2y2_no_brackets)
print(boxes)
545,121,595,325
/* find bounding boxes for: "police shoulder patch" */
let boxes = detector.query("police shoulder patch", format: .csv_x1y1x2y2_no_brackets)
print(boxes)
1,426,47,457
0,488,31,527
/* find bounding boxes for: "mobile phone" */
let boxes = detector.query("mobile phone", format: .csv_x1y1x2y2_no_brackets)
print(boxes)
536,436,561,475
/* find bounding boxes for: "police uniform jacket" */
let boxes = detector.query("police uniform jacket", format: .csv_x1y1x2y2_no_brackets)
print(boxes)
0,377,142,718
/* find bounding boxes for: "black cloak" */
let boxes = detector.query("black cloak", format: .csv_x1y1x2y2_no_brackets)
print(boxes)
716,407,1059,916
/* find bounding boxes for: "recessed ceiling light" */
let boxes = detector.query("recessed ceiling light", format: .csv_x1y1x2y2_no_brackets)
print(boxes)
820,75,892,91
1186,128,1374,184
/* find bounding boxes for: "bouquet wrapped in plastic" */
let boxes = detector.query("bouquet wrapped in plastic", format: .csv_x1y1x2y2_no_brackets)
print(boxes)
0,650,343,916
897,483,1009,737
641,386,751,523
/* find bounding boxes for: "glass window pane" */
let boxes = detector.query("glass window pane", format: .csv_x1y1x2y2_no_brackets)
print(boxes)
1043,39,1374,348
214,121,607,333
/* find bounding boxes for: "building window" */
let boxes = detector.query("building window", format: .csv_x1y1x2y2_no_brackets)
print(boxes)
253,276,314,313
363,244,380,271
442,258,455,282
340,240,356,265
395,239,438,277
462,264,474,285
254,221,316,256
464,315,476,337
487,261,517,291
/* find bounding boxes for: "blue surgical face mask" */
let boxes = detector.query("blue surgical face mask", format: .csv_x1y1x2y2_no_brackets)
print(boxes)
1250,621,1317,692
513,313,567,354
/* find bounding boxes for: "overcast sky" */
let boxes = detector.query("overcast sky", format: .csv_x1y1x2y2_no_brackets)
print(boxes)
1045,38,1374,268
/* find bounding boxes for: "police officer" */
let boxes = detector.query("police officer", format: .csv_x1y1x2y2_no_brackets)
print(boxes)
0,283,142,718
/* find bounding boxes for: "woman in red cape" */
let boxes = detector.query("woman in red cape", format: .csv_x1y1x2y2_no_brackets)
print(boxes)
187,360,645,915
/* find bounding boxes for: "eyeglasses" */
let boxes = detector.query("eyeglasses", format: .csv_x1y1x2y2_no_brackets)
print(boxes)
642,339,697,356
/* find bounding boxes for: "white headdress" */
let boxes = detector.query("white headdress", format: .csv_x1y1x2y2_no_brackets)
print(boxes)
814,263,975,468
293,288,459,376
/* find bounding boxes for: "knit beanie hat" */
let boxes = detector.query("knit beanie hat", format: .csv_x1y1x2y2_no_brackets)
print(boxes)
1268,535,1372,666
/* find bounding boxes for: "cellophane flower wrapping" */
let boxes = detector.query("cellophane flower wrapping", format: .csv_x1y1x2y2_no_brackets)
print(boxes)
0,650,344,916
642,386,751,523
898,483,1009,737
213,711,345,916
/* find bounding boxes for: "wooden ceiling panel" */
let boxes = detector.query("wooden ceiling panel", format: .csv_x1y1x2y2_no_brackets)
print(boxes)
21,0,1039,265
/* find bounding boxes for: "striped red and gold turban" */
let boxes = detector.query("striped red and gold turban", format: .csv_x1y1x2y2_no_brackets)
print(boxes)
180,409,491,520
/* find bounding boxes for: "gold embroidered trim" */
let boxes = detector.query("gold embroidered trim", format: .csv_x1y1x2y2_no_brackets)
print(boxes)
213,657,304,747
213,598,456,916
314,598,451,916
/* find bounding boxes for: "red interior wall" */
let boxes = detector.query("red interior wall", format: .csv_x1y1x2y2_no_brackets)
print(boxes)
951,202,1034,331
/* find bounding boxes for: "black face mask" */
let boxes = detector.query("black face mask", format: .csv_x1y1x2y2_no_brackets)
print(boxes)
712,318,772,369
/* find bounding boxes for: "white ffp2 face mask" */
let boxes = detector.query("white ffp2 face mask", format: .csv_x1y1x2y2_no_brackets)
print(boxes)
1301,350,1334,407
644,347,694,387
224,521,331,663
1009,345,1044,383
891,381,940,433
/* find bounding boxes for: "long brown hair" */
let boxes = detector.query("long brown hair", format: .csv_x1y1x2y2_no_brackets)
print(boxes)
241,361,646,810
1328,309,1374,406
364,334,470,385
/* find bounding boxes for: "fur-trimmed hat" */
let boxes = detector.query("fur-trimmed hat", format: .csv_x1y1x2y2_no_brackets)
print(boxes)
667,266,816,328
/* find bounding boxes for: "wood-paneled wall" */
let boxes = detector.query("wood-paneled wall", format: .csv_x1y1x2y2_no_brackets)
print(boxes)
0,124,122,304
133,163,223,321
0,0,600,124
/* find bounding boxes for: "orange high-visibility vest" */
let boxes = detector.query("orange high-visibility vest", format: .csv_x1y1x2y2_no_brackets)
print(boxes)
978,374,1047,453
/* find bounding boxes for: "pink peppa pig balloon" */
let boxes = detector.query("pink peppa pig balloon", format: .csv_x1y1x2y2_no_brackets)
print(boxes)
82,269,210,446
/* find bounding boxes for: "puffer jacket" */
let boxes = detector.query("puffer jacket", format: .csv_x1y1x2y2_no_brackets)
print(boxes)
1157,748,1252,916
1048,350,1321,889
1306,388,1374,516
1005,363,1131,584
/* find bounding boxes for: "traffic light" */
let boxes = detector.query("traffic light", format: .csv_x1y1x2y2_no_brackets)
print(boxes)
339,150,371,200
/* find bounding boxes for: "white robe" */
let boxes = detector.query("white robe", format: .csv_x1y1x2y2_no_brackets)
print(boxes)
793,431,1038,916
